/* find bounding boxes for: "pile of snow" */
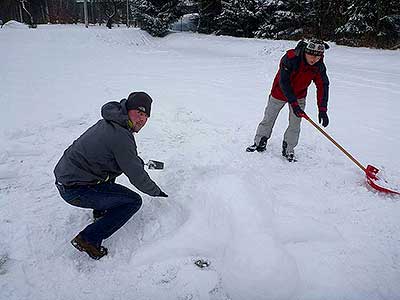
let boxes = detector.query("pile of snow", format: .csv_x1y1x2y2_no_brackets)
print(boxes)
2,20,29,29
1,25,399,300
93,26,157,48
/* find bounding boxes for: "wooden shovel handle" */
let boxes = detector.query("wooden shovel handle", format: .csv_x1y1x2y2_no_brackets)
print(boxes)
303,114,366,173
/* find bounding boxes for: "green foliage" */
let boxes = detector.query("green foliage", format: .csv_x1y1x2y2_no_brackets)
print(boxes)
131,0,186,37
216,0,263,37
0,0,398,48
132,0,184,37
197,0,222,33
336,0,400,48
254,0,310,39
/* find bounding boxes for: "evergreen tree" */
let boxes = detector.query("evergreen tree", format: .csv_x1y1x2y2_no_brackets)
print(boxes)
335,0,399,47
216,0,263,37
376,0,400,48
197,0,222,34
132,0,184,37
305,0,349,40
254,0,311,40
335,0,377,45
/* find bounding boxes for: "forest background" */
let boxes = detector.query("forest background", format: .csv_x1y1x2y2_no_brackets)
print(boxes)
1,0,399,49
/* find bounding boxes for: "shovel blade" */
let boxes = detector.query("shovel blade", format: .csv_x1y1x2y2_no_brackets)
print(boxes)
365,165,400,196
147,160,164,170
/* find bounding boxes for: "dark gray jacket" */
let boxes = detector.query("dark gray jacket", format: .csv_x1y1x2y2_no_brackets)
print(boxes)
54,99,161,196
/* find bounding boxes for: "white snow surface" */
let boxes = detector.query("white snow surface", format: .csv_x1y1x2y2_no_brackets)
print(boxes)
1,25,400,300
2,20,29,29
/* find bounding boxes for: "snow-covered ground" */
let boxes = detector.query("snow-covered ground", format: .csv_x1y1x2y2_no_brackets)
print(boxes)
1,24,399,300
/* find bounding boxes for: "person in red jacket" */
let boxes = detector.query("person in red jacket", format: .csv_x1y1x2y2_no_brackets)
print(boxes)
246,39,330,161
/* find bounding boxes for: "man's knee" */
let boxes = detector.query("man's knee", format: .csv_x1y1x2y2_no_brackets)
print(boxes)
127,194,142,212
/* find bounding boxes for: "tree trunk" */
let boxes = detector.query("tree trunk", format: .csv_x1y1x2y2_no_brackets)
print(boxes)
105,0,117,29
20,0,36,27
58,0,63,23
19,2,24,22
91,0,96,24
41,0,50,23
44,0,50,23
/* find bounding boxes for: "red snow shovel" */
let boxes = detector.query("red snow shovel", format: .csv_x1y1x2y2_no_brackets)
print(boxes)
302,113,400,196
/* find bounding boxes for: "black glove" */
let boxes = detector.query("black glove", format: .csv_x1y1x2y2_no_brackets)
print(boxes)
318,111,329,127
290,102,306,118
157,190,168,197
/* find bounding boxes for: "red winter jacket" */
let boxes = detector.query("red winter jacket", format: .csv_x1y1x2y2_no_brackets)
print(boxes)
270,42,329,112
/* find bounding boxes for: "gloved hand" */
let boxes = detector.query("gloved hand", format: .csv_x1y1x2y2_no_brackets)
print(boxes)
290,102,306,118
157,190,168,197
318,111,329,127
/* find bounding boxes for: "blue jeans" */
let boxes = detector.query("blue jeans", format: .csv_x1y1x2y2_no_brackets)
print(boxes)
56,182,142,247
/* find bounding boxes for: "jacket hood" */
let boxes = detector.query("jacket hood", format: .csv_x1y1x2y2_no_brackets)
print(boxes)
101,99,130,129
295,40,307,57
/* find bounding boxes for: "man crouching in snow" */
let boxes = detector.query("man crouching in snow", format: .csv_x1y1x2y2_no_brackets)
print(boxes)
54,92,168,260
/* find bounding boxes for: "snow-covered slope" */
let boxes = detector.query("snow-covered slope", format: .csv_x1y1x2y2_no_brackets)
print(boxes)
1,25,399,300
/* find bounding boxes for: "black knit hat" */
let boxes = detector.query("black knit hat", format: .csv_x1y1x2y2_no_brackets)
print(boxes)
126,92,152,117
305,39,326,56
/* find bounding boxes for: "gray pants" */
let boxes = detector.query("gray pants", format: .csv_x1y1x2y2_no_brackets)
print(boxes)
254,95,306,153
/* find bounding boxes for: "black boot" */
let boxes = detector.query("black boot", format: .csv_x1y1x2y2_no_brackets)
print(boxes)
282,141,297,162
285,151,296,162
246,137,267,152
246,143,258,152
282,141,287,157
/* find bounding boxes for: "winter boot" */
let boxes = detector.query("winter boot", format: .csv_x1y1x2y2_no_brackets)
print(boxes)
93,209,107,222
285,151,296,162
282,141,287,157
246,137,268,152
282,141,297,162
71,234,108,260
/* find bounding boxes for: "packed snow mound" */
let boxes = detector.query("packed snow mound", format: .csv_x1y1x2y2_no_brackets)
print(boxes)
42,25,157,48
93,27,157,48
163,31,292,59
2,20,29,29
